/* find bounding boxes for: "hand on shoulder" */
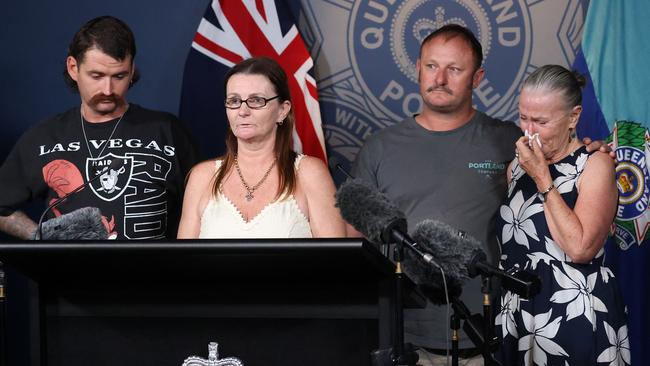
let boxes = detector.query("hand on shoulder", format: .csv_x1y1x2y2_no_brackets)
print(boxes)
582,137,616,159
586,150,616,173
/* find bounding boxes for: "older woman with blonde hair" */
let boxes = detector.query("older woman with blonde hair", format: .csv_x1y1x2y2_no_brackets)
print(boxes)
178,57,345,238
495,64,629,365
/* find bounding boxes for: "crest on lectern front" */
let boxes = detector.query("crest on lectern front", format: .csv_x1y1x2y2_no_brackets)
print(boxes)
182,342,243,366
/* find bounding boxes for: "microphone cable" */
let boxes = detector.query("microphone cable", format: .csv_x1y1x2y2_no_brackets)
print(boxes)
402,239,452,366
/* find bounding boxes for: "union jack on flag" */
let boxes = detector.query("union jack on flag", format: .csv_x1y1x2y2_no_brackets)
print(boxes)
179,0,326,162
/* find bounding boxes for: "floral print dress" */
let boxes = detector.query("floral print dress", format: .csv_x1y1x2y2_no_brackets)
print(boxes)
494,146,630,366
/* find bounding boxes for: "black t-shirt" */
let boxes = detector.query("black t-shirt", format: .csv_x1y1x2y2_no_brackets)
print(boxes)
0,104,200,239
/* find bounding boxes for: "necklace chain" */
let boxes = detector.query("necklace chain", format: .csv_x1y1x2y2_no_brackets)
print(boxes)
234,155,277,201
80,105,129,159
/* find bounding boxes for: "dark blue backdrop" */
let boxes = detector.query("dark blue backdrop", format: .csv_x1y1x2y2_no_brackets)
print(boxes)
0,0,210,160
0,2,213,364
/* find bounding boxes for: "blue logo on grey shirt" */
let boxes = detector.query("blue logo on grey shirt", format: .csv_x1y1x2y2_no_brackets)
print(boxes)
469,160,506,179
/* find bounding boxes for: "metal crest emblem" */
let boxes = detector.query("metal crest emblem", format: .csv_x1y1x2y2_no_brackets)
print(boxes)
612,121,650,249
182,342,243,366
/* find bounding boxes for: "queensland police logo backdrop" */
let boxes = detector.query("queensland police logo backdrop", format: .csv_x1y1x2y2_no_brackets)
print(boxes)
349,0,530,122
299,0,588,181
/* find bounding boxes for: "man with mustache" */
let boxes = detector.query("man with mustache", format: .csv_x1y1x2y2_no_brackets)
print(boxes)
0,16,199,240
351,25,609,365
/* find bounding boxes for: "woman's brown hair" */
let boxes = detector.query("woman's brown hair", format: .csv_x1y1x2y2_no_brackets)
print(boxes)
212,56,297,200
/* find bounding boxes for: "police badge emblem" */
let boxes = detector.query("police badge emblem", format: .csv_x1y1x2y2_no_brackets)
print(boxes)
347,0,533,121
301,0,587,177
612,121,650,249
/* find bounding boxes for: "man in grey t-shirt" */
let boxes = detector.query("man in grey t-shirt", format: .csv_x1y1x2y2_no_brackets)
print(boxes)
352,24,518,366
351,24,609,366
354,113,519,364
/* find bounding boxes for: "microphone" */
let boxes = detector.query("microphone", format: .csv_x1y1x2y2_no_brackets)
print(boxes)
335,178,441,273
38,207,108,240
336,178,440,364
406,219,541,300
468,252,541,299
335,178,434,254
402,220,472,303
36,158,122,240
335,178,407,245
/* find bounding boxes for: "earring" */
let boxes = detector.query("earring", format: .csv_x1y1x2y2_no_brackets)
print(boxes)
276,121,284,126
569,128,577,142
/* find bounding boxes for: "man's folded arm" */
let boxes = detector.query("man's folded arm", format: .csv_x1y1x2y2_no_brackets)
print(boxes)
0,210,37,240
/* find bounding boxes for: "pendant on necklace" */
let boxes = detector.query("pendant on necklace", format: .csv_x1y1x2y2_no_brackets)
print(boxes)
245,192,254,201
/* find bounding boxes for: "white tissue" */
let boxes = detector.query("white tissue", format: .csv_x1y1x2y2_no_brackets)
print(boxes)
525,129,542,148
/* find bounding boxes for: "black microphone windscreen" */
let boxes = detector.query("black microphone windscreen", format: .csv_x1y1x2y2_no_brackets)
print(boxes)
402,255,463,304
39,207,108,240
403,220,484,303
335,179,405,244
414,220,484,280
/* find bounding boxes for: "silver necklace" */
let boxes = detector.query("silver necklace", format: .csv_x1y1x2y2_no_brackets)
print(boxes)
234,155,277,201
80,105,129,159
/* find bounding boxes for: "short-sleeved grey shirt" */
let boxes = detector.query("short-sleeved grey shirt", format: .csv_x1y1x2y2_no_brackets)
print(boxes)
352,111,521,349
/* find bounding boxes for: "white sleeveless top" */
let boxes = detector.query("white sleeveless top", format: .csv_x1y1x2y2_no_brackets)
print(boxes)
198,156,312,238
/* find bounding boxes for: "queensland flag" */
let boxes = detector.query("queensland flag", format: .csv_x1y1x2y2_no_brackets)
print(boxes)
574,1,650,365
179,0,326,162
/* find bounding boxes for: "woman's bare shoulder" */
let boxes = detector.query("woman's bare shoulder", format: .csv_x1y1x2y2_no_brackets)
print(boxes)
585,150,616,172
296,156,330,180
187,159,221,184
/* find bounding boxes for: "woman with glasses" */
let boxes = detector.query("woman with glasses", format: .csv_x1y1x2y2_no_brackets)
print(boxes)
494,65,629,365
177,57,345,238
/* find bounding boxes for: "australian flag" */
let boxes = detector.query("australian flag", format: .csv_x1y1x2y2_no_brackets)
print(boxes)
179,0,326,162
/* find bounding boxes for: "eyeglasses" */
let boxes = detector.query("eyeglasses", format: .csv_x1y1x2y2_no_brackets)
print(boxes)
224,95,279,109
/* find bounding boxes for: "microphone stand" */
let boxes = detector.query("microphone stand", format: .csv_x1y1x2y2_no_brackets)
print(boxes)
481,276,495,365
0,261,5,366
394,244,405,361
451,314,460,366
371,236,418,366
391,242,413,366
450,299,502,366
